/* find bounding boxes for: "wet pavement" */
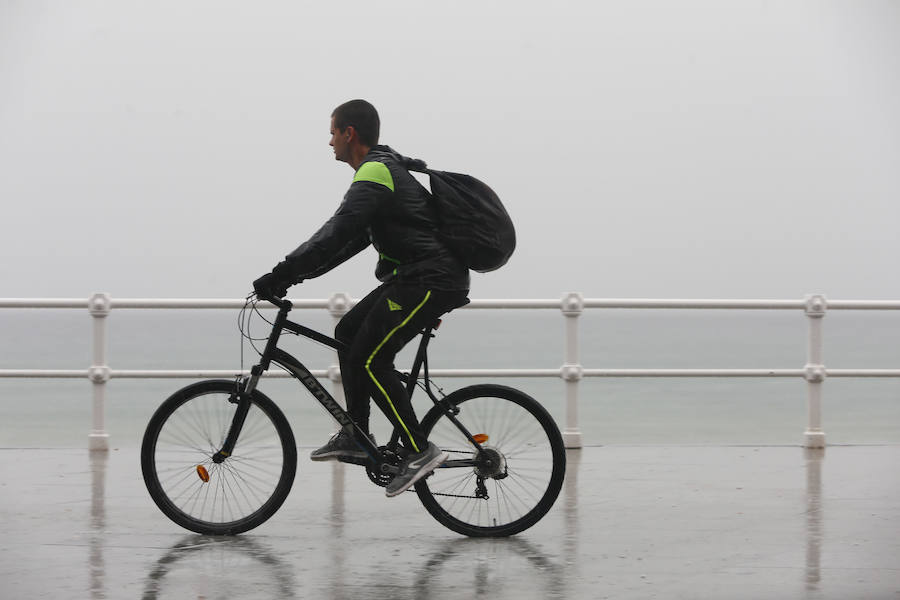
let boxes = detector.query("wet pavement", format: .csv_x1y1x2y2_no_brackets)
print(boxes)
1,445,899,599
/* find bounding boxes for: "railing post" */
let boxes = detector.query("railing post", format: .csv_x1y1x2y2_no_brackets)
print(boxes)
804,294,827,448
88,293,111,451
561,292,584,448
327,293,351,410
327,293,351,498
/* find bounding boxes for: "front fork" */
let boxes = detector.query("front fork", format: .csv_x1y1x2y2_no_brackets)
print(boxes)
212,368,262,463
213,300,290,463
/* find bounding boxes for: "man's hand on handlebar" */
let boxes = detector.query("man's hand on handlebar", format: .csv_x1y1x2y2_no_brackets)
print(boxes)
252,272,289,302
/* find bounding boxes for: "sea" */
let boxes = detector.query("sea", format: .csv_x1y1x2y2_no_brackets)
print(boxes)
1,305,899,448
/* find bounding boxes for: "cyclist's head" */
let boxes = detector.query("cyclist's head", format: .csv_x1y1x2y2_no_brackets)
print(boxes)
331,99,380,148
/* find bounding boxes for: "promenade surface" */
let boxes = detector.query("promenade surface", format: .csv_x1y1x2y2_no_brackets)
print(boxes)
1,445,898,599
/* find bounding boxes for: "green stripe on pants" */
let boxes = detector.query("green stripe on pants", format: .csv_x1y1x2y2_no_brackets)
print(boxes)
364,290,432,453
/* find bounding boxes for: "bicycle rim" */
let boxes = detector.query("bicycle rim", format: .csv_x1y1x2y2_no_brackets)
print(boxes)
415,384,565,537
142,380,296,535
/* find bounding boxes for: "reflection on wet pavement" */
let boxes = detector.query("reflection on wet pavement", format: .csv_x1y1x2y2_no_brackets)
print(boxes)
1,445,898,599
805,448,823,593
141,536,298,599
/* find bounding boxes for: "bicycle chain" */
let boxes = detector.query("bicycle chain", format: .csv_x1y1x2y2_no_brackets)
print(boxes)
425,448,488,500
430,492,483,499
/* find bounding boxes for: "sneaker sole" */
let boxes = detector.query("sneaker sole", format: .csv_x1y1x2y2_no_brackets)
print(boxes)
384,451,449,498
309,451,368,462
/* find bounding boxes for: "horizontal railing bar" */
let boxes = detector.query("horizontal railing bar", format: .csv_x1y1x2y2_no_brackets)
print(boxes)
116,299,565,310
428,369,562,377
582,299,806,309
0,368,562,379
110,299,332,310
3,297,900,310
0,299,88,309
583,369,804,377
0,298,566,310
4,368,900,380
0,369,89,378
110,370,322,378
827,369,900,377
466,299,561,309
110,369,563,379
826,301,900,310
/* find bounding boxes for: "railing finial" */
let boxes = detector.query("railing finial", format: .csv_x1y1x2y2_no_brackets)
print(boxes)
328,292,351,318
561,292,584,316
89,292,111,317
805,294,827,318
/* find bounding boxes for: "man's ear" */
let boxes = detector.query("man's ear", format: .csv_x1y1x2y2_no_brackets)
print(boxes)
345,125,355,141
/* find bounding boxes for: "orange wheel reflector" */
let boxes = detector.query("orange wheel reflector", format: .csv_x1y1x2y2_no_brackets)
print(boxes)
196,465,210,483
472,434,489,444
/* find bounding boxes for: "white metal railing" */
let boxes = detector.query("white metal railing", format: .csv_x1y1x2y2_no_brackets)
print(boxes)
3,293,900,451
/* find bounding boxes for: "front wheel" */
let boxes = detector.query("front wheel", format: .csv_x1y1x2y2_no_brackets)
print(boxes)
415,384,566,537
141,379,297,535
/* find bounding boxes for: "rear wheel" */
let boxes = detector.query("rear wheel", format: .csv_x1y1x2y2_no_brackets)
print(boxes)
415,384,566,537
141,379,297,535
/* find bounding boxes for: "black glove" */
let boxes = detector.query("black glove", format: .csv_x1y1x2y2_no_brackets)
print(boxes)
253,272,289,301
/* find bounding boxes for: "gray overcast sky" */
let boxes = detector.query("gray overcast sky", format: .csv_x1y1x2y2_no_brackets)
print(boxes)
1,0,898,301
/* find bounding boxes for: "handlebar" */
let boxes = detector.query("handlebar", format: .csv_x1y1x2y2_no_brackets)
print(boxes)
256,294,292,311
271,296,292,311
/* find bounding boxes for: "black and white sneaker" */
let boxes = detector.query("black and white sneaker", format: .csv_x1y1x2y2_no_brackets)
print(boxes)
309,429,375,462
385,442,448,497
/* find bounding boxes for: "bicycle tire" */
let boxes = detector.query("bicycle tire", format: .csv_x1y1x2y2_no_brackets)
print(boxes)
141,379,297,535
415,384,566,537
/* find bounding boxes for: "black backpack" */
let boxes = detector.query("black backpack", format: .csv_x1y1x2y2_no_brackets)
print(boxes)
403,157,516,273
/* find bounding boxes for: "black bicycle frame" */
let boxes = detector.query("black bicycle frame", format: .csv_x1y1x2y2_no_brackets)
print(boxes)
214,298,482,467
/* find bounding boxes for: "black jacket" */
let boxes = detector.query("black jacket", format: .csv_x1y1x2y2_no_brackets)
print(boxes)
272,146,470,291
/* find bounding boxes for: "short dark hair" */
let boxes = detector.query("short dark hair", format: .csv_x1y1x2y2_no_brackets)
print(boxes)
332,99,380,147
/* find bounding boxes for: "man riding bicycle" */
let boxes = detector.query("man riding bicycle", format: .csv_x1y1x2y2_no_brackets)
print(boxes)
253,99,469,497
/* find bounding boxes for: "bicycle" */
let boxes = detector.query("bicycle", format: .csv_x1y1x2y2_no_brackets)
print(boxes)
141,295,566,537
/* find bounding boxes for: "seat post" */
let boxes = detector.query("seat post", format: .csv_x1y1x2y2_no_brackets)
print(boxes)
405,322,439,396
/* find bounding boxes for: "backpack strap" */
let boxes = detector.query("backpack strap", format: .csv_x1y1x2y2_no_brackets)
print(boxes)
398,156,429,174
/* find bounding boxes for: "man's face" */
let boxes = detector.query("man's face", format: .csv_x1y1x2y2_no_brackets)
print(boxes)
330,117,350,163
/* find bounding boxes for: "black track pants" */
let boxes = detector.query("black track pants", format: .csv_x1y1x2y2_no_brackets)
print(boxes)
335,282,468,453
